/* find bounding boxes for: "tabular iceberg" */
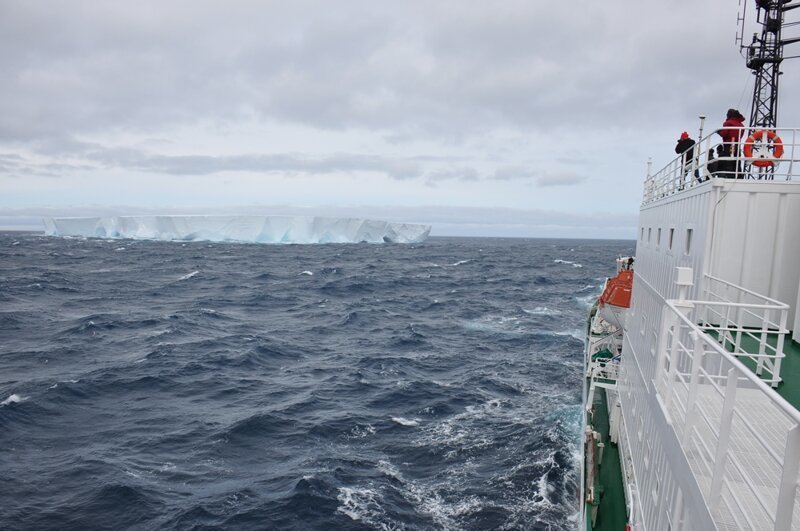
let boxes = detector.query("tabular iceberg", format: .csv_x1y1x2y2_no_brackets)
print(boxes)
42,215,431,244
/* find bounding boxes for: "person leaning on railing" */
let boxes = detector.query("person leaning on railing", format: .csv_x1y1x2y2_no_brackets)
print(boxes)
675,131,698,182
716,108,745,178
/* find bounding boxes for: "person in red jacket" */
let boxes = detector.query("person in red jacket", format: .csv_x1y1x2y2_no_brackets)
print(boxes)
717,108,745,178
717,108,745,155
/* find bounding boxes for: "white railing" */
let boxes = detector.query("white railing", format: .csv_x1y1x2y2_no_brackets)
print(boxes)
697,274,790,387
586,331,621,362
643,127,800,204
591,357,621,382
655,299,800,530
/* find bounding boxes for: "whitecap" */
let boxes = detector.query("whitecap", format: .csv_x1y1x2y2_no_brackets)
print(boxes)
178,270,199,281
114,247,126,251
337,487,389,527
523,306,562,316
377,460,402,480
450,259,472,266
575,294,596,308
347,424,376,439
299,270,313,276
1,394,24,406
554,329,584,341
554,259,583,268
391,416,419,427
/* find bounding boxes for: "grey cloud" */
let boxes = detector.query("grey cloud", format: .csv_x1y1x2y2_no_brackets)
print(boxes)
0,0,763,146
535,171,587,187
2,143,433,180
424,167,480,182
491,166,534,181
97,150,427,179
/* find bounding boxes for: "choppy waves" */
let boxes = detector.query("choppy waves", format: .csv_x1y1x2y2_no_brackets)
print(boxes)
0,233,632,529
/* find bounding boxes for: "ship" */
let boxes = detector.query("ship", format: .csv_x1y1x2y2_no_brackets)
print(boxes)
581,1,800,529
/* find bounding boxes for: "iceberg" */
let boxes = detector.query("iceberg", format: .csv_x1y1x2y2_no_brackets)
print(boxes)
42,215,431,244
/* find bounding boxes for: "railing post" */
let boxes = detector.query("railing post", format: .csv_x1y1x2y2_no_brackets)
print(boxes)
682,331,704,446
757,308,769,377
670,487,684,531
709,367,738,510
664,323,681,413
774,309,788,387
775,425,800,531
656,306,676,393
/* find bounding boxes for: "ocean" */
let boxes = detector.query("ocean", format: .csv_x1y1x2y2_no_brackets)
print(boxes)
0,232,634,530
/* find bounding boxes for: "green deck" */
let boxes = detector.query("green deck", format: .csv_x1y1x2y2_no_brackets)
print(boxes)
585,335,800,530
590,387,627,531
776,339,800,408
733,336,800,410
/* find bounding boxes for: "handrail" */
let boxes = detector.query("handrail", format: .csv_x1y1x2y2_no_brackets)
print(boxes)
643,127,800,204
659,298,800,529
699,274,789,386
704,274,791,309
666,300,800,423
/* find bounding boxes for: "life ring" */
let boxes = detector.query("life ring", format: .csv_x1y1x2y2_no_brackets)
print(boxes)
743,130,784,167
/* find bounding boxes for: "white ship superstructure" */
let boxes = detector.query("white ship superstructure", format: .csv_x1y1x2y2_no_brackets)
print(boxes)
582,2,800,528
618,139,800,529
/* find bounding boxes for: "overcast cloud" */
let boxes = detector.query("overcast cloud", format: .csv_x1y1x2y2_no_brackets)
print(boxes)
1,0,798,237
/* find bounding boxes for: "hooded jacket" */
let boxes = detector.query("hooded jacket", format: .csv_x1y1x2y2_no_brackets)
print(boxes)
675,137,696,164
718,114,745,144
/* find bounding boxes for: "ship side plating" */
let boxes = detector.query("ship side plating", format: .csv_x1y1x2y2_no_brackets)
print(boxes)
584,138,800,529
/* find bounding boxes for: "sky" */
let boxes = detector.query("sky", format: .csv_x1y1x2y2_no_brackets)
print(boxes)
2,0,799,238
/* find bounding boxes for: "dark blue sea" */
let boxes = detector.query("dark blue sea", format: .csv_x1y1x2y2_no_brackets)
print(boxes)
0,232,633,530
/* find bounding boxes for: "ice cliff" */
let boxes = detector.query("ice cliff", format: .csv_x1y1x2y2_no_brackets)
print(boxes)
42,215,431,244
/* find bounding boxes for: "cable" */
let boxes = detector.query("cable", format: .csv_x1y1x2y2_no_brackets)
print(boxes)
737,71,752,110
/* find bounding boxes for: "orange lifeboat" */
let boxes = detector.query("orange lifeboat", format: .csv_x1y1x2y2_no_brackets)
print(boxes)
596,257,634,330
599,269,633,309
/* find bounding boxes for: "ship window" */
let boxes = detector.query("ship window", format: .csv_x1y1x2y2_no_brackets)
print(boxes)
648,227,652,243
668,228,674,250
641,227,645,241
657,228,661,247
685,229,693,255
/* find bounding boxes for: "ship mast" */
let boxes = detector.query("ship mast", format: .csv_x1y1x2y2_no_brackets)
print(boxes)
738,0,800,128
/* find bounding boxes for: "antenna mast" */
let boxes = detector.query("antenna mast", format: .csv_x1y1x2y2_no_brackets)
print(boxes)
742,0,800,128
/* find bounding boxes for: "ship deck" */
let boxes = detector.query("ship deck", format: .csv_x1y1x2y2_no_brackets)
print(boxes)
590,387,627,531
666,338,800,530
765,338,800,411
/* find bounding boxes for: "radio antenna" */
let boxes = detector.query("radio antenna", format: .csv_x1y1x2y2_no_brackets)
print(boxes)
743,0,800,128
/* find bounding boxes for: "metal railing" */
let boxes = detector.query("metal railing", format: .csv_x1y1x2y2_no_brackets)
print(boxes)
643,127,800,204
697,274,790,387
655,298,800,530
591,357,621,382
586,331,621,363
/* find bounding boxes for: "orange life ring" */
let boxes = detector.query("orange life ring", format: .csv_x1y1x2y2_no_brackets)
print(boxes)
743,130,784,167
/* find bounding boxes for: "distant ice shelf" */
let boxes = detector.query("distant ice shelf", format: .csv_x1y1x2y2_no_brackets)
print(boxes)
42,215,431,244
